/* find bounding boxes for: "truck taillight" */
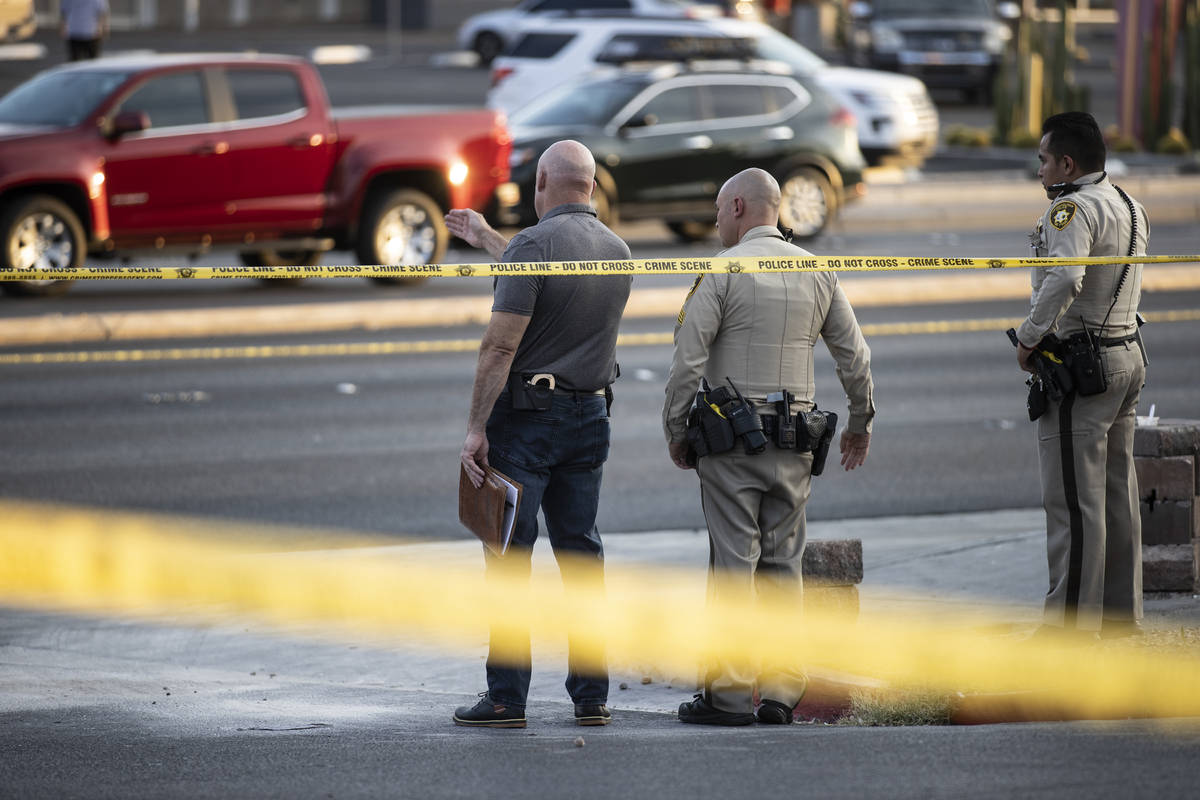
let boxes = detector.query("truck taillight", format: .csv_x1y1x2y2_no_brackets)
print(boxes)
490,67,513,88
831,107,857,128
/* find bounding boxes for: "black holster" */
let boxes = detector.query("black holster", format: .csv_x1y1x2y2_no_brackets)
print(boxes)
1062,331,1107,396
508,373,553,411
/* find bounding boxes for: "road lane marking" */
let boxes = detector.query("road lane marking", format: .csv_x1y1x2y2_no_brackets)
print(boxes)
2,310,1196,366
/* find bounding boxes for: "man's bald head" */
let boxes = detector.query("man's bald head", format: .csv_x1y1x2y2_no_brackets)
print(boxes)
715,168,781,247
534,140,596,217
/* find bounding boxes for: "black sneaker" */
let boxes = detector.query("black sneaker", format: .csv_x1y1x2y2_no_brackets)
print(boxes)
678,694,755,726
453,693,526,728
574,703,612,726
756,699,794,725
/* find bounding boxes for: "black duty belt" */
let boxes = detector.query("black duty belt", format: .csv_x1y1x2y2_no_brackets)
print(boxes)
1099,333,1138,347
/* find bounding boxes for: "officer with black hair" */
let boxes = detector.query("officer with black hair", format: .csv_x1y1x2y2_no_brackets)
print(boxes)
662,168,874,726
1015,111,1150,639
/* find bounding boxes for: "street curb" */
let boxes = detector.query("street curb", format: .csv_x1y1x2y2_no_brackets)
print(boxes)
3,266,1200,348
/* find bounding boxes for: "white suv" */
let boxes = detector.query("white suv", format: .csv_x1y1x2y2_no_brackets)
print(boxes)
456,0,721,66
488,16,939,165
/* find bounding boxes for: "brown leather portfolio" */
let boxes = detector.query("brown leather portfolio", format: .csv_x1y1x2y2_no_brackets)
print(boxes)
458,463,522,555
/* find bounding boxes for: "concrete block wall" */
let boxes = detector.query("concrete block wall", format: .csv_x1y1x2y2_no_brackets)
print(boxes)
1135,420,1200,592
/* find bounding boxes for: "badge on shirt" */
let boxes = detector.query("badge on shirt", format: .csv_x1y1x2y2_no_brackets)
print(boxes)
1049,201,1077,230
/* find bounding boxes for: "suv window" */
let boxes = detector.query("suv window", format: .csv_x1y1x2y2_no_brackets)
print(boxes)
509,32,577,59
708,83,771,120
597,34,755,64
117,71,209,129
636,85,703,127
227,69,306,120
529,0,631,10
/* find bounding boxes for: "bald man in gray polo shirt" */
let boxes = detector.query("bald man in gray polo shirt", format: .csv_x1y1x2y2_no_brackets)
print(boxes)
446,140,632,729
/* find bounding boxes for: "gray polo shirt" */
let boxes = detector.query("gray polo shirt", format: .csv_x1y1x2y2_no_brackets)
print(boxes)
493,203,632,391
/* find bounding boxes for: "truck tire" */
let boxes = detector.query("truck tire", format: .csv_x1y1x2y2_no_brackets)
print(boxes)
666,221,715,243
239,248,321,286
358,188,446,287
0,195,82,298
778,166,835,241
474,32,503,67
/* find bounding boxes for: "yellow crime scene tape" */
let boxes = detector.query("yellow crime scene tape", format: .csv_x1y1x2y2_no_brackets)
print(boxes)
1,254,1200,280
3,500,1198,721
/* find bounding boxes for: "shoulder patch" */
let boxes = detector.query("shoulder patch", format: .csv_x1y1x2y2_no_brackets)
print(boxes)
1049,200,1077,230
677,274,703,325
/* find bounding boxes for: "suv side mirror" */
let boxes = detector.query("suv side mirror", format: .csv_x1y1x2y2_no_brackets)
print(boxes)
848,2,872,20
622,113,656,131
996,1,1021,20
106,110,149,139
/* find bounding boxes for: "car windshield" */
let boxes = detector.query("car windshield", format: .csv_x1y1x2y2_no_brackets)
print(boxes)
871,0,992,18
510,76,644,127
749,27,827,73
0,70,131,127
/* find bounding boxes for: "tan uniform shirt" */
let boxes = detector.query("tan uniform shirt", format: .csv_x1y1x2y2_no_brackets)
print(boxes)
662,226,875,442
1016,172,1149,346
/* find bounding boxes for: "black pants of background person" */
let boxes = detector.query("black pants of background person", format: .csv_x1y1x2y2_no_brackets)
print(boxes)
67,38,101,61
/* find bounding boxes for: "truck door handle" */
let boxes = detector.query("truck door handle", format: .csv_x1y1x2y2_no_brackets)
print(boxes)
683,135,713,150
193,141,229,155
288,134,323,149
764,126,794,141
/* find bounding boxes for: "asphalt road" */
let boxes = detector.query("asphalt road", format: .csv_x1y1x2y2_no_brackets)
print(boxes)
2,280,1197,539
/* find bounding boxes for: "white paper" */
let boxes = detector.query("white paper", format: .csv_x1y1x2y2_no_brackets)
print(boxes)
490,471,520,555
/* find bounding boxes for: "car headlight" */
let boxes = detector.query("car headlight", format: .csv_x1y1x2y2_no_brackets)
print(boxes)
872,25,904,53
510,147,535,169
983,26,1011,54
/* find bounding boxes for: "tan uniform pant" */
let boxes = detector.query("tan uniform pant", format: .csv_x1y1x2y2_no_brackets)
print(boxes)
1037,340,1145,631
697,445,812,714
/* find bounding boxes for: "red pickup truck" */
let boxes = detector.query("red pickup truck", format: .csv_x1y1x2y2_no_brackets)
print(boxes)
0,53,513,296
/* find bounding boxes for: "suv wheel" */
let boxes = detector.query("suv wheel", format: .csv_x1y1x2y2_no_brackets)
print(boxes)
0,195,82,297
778,167,835,241
666,221,715,243
474,32,503,67
358,188,447,286
239,249,321,286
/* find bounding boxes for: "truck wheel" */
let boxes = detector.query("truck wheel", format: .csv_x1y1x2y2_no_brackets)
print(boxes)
666,221,715,243
358,188,446,287
474,32,503,67
0,195,82,298
778,167,835,241
239,249,321,286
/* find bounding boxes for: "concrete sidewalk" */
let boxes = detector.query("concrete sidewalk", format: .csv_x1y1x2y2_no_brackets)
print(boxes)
3,508,1197,731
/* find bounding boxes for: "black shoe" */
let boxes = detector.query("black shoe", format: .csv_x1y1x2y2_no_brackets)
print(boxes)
453,693,526,728
678,694,755,726
756,699,794,725
574,703,612,726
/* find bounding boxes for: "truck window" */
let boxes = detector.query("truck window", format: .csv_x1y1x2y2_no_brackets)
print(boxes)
227,69,307,121
117,71,209,130
0,70,130,127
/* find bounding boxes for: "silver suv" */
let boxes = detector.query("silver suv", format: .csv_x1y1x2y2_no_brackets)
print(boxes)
846,0,1019,104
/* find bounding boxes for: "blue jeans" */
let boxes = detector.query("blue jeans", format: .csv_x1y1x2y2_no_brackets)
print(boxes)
483,389,610,708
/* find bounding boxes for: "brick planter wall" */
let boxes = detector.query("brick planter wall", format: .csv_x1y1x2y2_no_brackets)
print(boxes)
1134,420,1200,592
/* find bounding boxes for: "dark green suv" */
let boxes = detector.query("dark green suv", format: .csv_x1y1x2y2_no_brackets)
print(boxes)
498,62,866,242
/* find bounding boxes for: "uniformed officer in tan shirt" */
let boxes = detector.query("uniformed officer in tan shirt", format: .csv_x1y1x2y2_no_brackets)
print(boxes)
1015,112,1149,639
662,168,875,726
